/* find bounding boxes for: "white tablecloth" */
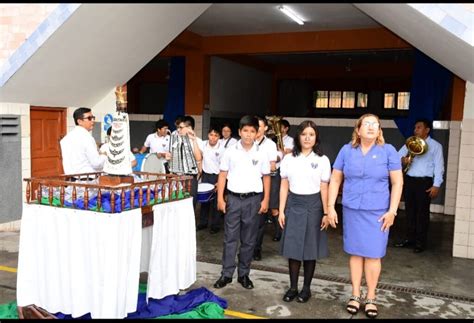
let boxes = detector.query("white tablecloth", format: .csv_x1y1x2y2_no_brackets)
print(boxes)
16,198,197,319
16,204,142,319
145,198,196,300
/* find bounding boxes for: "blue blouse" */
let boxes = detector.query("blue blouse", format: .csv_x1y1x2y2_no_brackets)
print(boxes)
333,143,402,211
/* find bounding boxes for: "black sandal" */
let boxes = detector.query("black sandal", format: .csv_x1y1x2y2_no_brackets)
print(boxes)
365,298,378,319
346,295,362,315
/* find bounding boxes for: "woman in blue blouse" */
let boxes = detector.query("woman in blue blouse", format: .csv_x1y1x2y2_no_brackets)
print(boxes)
327,114,403,319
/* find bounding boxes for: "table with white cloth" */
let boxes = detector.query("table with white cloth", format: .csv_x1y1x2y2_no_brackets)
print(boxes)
16,197,196,319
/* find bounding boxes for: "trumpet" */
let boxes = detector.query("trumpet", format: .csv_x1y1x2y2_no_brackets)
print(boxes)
403,136,428,174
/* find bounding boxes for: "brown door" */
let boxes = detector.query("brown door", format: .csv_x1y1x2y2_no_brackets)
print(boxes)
30,107,67,178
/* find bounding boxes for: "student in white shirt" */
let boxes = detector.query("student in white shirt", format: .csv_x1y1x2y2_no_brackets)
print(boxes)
60,107,106,176
219,123,238,149
197,127,225,233
278,120,331,303
165,115,203,207
139,119,170,158
213,115,270,290
253,116,278,261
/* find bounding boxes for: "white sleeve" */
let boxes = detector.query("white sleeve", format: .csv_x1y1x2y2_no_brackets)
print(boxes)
220,148,231,172
144,134,152,148
85,135,106,170
320,155,331,183
260,152,271,175
280,155,289,178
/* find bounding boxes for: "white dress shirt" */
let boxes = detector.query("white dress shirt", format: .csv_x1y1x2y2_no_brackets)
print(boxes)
60,126,106,175
280,152,331,195
202,140,225,175
143,133,170,154
220,140,270,193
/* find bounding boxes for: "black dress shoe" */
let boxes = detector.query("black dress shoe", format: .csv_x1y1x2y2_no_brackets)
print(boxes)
296,288,311,303
272,236,281,242
196,224,208,231
253,250,262,261
213,275,232,289
283,288,298,302
394,239,413,248
238,275,254,289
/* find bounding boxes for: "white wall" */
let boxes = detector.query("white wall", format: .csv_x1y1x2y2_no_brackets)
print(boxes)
453,81,474,259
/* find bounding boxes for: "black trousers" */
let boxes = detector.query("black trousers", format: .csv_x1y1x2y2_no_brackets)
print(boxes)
403,175,433,248
199,172,220,229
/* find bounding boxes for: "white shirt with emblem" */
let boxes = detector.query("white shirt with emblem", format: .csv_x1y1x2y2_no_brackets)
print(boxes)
143,133,170,154
220,140,270,193
280,151,331,195
202,140,225,175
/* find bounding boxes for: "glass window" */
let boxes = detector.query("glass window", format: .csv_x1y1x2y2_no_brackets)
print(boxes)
342,91,355,109
357,93,368,108
314,91,328,108
384,93,396,109
397,92,410,110
329,91,342,108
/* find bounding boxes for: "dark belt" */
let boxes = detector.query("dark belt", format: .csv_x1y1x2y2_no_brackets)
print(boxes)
227,190,261,199
406,175,433,181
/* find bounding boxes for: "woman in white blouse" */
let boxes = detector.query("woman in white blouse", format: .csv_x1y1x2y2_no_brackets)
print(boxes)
278,120,332,303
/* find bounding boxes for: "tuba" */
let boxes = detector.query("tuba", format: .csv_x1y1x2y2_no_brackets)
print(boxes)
267,115,284,151
403,136,428,174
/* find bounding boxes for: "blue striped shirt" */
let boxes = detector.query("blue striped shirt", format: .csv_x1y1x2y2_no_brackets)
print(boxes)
398,136,444,187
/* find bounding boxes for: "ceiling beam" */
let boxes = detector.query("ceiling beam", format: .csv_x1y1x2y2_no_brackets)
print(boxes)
201,28,412,55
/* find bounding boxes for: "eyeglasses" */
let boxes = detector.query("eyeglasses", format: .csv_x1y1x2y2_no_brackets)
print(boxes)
362,121,380,128
81,116,96,121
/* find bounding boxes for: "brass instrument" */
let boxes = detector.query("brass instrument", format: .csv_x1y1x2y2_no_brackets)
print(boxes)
267,115,284,151
403,136,428,174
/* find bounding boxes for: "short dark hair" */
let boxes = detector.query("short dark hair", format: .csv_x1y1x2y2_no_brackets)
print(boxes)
239,115,259,131
106,126,112,136
73,107,91,125
155,119,169,131
208,126,221,136
254,115,268,127
174,115,185,125
280,119,290,130
415,119,432,131
182,115,195,129
221,122,233,133
293,120,322,157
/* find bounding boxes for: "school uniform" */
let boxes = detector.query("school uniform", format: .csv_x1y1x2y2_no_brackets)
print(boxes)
279,152,331,261
219,140,270,279
198,140,225,230
143,133,170,154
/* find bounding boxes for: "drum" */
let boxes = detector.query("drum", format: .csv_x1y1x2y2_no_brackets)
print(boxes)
140,153,166,178
197,183,215,203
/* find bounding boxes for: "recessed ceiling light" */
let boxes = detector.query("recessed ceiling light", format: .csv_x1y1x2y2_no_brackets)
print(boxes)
278,5,304,25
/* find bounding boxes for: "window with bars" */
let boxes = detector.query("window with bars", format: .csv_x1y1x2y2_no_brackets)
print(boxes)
314,90,367,109
384,92,410,110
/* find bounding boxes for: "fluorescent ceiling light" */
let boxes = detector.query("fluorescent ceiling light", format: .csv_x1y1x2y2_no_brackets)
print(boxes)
279,5,304,25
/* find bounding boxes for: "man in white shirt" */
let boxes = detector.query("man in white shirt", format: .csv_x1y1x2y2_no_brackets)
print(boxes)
139,119,170,157
60,107,106,176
